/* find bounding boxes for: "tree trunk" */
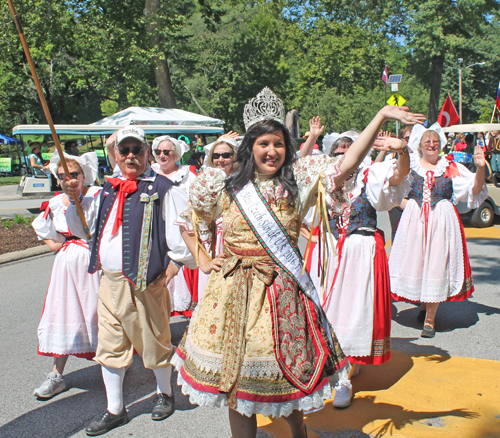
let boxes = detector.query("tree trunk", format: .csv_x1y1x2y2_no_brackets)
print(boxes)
145,0,177,108
185,85,209,116
427,55,445,124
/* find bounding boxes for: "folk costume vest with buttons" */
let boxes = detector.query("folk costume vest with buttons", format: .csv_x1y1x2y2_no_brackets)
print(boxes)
330,186,377,239
407,169,453,208
89,174,173,287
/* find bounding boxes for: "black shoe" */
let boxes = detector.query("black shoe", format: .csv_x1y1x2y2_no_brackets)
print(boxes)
85,409,129,436
151,392,175,421
421,324,435,338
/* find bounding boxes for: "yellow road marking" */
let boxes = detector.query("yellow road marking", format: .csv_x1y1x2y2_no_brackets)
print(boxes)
464,226,500,239
257,350,500,437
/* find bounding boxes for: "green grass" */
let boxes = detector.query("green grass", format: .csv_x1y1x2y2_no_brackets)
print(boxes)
1,214,35,228
0,176,21,186
13,214,33,225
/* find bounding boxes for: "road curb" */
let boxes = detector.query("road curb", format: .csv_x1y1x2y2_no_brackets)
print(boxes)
0,245,51,265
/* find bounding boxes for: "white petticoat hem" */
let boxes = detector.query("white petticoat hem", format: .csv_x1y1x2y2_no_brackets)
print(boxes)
171,353,333,418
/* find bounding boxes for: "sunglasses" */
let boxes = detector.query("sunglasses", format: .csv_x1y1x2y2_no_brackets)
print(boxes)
57,171,81,180
157,149,173,156
118,145,145,156
212,152,233,159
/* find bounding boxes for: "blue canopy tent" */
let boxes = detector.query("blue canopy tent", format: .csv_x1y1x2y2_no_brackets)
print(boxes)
0,133,22,174
0,133,21,144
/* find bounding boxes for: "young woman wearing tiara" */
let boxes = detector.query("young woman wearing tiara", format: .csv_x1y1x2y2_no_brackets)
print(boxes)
174,88,425,437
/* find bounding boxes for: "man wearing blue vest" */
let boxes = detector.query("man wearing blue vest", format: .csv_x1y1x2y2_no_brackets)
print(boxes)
66,126,195,436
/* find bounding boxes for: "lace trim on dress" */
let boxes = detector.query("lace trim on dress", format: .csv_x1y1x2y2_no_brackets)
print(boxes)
174,208,212,245
240,357,284,379
181,331,284,379
466,185,486,209
173,208,194,236
169,165,190,184
182,334,223,374
410,154,448,178
172,354,333,418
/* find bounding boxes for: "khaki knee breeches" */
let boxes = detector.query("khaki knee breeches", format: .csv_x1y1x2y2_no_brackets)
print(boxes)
94,269,173,369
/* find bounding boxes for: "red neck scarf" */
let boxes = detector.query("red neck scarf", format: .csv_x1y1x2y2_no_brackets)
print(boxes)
107,178,138,235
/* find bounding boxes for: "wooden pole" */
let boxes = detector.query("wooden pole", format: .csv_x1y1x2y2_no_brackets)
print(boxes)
7,0,91,240
459,65,462,124
490,105,497,124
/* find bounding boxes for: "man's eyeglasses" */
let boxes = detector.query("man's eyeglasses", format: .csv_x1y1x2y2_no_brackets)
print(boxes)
157,149,173,156
212,152,233,159
118,145,145,156
57,172,81,180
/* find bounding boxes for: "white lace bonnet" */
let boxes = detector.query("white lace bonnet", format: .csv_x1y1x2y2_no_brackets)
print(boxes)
49,151,98,186
322,131,359,156
407,122,447,154
151,135,190,160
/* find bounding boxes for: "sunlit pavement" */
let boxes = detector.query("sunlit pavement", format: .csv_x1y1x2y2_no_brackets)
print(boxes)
257,351,500,437
258,222,500,438
0,215,498,437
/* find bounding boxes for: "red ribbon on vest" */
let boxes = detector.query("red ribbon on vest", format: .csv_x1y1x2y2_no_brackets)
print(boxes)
444,154,460,179
107,178,138,235
422,171,435,242
363,167,369,184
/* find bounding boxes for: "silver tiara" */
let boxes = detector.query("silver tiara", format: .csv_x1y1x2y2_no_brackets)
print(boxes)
243,87,285,130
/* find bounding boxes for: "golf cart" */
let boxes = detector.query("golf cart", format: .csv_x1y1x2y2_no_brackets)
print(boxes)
443,123,500,227
12,124,224,196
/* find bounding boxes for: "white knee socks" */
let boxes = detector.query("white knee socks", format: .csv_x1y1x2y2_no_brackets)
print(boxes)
101,365,126,415
153,366,172,396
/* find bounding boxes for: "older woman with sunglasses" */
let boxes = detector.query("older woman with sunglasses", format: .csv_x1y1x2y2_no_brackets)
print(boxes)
151,136,196,192
32,151,100,399
192,132,240,301
389,123,487,337
205,131,240,176
149,135,199,315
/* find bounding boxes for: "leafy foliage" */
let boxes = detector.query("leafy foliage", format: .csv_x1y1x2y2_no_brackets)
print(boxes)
0,0,499,136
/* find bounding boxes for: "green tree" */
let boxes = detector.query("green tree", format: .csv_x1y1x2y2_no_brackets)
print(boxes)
284,0,500,123
171,3,290,130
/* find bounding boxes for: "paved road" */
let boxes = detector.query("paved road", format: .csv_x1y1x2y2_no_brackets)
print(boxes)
0,214,499,438
0,185,51,219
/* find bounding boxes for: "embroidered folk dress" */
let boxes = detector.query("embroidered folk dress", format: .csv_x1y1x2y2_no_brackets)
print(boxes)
320,159,410,365
32,187,102,359
173,155,348,418
389,154,488,303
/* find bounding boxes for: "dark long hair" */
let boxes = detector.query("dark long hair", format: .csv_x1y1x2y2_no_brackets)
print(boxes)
225,119,298,203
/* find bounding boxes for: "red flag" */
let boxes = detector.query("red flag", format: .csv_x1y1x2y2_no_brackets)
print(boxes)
381,65,388,87
437,94,460,127
496,81,500,111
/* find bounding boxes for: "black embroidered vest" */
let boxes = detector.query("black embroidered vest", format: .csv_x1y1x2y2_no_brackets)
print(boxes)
89,174,173,286
407,169,453,208
330,187,377,239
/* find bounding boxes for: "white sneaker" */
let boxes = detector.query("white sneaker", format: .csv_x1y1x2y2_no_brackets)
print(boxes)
333,379,352,408
33,372,66,399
